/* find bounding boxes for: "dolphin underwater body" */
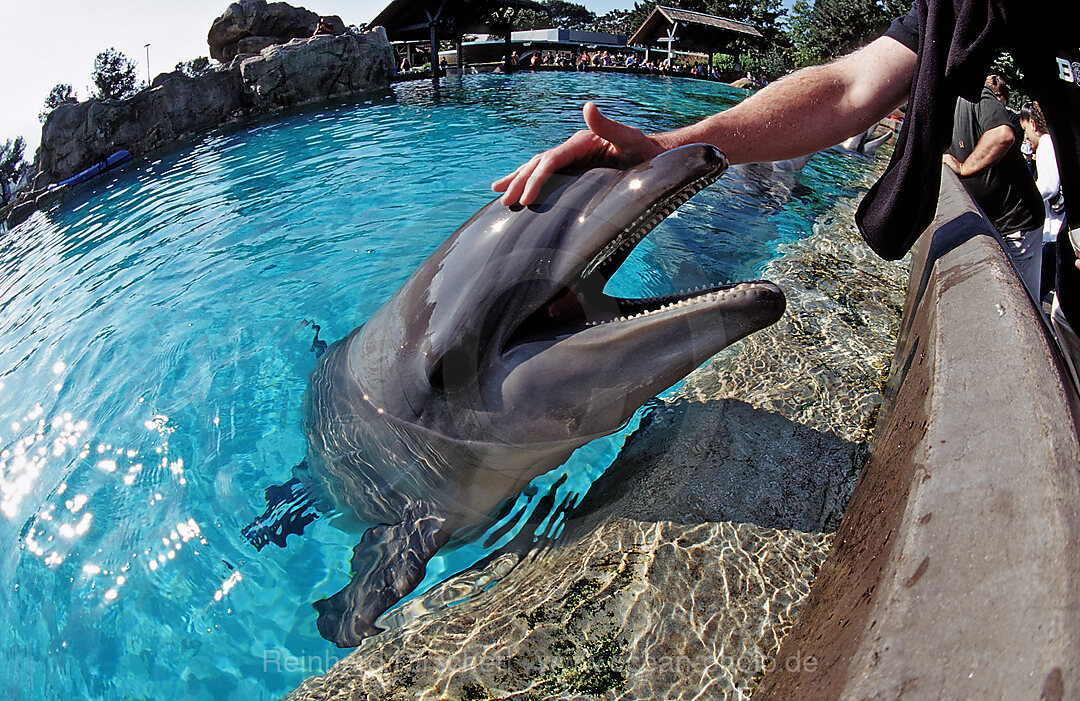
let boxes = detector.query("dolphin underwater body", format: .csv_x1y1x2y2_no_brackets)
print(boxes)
250,144,786,647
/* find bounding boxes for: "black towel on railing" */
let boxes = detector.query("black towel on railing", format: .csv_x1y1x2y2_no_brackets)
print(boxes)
855,0,1010,260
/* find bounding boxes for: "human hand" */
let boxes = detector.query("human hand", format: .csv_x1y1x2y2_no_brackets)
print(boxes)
492,102,666,207
942,153,964,176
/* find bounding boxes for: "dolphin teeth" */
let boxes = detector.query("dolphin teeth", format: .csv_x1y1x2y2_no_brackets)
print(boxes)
583,170,722,279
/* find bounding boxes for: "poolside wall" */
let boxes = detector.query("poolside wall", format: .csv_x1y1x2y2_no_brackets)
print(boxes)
753,168,1080,699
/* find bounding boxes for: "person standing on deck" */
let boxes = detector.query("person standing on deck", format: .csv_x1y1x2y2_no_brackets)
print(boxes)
942,76,1045,296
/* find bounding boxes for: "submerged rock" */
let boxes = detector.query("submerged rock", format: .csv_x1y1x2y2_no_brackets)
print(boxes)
289,520,832,701
286,172,908,700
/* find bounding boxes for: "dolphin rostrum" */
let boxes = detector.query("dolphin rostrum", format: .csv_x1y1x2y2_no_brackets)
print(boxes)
260,144,786,647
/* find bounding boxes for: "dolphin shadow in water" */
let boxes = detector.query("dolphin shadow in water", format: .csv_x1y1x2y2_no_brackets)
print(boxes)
245,145,787,647
566,397,864,535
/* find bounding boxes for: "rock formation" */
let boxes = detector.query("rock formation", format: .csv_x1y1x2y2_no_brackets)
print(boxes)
208,0,347,62
31,28,391,194
35,69,250,190
239,29,388,110
3,30,388,228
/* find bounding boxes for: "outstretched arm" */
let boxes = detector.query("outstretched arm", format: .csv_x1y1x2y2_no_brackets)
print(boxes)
493,35,917,207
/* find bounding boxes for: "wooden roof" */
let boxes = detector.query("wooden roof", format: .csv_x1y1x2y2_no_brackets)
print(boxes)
628,6,762,52
370,0,544,41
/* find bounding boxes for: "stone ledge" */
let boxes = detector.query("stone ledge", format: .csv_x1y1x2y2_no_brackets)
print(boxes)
753,167,1080,699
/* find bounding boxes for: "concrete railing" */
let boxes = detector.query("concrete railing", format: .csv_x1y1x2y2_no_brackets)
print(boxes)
754,167,1080,699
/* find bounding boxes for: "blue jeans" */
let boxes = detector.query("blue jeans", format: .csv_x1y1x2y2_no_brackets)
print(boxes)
1002,226,1043,302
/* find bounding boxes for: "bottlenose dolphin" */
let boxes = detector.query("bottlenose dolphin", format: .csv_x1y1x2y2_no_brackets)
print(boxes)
258,144,786,647
770,125,893,173
841,125,893,154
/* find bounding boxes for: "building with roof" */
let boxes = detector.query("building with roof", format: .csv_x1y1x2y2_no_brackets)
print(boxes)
370,0,545,73
437,28,630,66
628,6,763,66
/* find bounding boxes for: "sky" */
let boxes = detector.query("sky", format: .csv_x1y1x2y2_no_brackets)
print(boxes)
0,0,637,156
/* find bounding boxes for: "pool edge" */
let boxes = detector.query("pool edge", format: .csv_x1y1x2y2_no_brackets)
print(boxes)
753,167,1080,699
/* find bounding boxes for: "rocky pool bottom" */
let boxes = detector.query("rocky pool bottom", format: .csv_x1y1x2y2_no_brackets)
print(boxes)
285,165,909,701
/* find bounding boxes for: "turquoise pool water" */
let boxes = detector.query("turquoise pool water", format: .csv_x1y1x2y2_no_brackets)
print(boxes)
0,72,879,700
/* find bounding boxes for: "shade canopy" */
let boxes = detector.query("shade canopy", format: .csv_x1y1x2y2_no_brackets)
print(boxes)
627,6,762,54
371,0,544,41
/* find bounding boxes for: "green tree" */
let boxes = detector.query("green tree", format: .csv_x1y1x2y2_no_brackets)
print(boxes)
989,51,1029,109
707,0,787,41
39,84,76,123
714,0,792,79
175,56,212,78
92,48,139,100
787,0,905,69
712,53,738,70
516,0,596,30
0,137,30,205
620,1,656,38
543,0,596,28
593,8,634,35
740,45,790,82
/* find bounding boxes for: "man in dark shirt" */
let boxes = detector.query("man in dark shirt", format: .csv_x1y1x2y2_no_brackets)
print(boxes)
879,1,1080,379
943,80,1045,294
492,0,1080,382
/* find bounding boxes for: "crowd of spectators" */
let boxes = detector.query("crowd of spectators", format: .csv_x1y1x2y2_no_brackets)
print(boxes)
393,44,754,84
516,48,751,83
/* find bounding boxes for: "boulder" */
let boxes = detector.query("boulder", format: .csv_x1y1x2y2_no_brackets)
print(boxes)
208,0,346,62
37,68,249,189
32,29,392,190
237,35,281,56
240,33,393,110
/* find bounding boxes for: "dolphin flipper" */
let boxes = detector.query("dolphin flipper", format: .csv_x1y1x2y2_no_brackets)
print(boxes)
310,324,328,358
242,472,323,550
313,508,451,647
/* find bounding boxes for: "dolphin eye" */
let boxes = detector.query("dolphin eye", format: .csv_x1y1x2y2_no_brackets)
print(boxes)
426,357,445,391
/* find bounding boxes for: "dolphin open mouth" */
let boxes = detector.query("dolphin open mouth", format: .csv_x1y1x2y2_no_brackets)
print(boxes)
506,163,781,349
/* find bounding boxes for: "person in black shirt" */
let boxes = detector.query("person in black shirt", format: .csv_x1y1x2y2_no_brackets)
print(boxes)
492,0,1080,382
879,1,1080,380
943,78,1045,295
